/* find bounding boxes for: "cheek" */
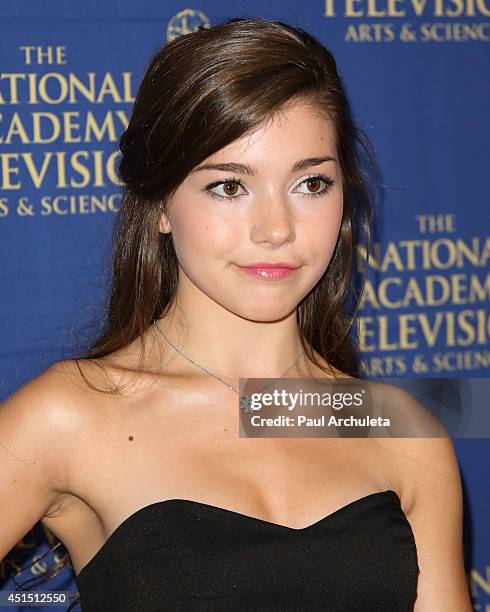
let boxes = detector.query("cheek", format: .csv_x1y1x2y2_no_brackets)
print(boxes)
305,200,343,264
170,205,239,264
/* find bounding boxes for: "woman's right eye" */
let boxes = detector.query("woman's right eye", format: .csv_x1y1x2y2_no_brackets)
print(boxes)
204,178,246,201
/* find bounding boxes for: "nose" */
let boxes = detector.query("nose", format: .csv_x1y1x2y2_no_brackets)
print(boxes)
249,194,296,247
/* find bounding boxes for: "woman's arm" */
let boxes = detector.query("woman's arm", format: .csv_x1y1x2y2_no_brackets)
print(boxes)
0,365,70,563
399,434,472,611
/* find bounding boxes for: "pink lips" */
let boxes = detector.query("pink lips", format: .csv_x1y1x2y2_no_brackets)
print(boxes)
235,262,299,280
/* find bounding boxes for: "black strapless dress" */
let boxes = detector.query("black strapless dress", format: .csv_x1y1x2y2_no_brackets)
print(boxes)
75,489,419,611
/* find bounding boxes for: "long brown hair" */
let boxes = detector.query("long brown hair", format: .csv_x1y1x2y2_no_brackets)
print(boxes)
74,16,375,388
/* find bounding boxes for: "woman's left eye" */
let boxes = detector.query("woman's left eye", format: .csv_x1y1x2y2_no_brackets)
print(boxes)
296,175,335,198
203,174,335,201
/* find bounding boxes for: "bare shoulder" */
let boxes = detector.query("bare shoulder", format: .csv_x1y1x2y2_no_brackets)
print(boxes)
361,382,460,506
372,381,458,480
0,358,119,493
1,359,87,440
0,360,97,481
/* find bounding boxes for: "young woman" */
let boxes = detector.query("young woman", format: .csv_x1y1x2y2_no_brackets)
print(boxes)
1,17,471,611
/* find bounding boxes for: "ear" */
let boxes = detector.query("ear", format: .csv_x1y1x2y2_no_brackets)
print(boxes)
158,209,172,234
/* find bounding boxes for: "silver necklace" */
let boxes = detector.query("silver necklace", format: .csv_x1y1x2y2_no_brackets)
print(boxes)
153,320,304,413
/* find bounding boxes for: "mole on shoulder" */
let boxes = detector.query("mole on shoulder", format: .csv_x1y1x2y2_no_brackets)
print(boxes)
128,435,134,441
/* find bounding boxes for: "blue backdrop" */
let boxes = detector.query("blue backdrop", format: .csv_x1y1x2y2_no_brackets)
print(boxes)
1,1,488,610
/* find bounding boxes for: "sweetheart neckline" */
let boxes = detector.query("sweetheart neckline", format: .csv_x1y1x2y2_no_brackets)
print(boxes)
75,489,400,579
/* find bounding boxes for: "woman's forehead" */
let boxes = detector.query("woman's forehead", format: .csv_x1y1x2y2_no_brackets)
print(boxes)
195,112,337,171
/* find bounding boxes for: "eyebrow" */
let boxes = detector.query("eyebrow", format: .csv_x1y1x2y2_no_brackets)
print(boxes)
190,156,337,176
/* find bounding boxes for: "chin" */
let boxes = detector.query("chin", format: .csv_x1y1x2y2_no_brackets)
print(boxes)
232,304,297,323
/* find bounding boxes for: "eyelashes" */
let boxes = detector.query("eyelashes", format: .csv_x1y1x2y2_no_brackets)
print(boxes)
203,174,335,201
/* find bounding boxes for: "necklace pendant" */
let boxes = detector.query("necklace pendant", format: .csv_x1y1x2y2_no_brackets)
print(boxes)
240,394,254,414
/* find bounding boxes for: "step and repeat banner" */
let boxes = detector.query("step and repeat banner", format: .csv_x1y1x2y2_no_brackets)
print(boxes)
0,1,488,610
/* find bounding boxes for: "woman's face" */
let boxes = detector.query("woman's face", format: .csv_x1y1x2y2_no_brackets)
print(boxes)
159,99,343,322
